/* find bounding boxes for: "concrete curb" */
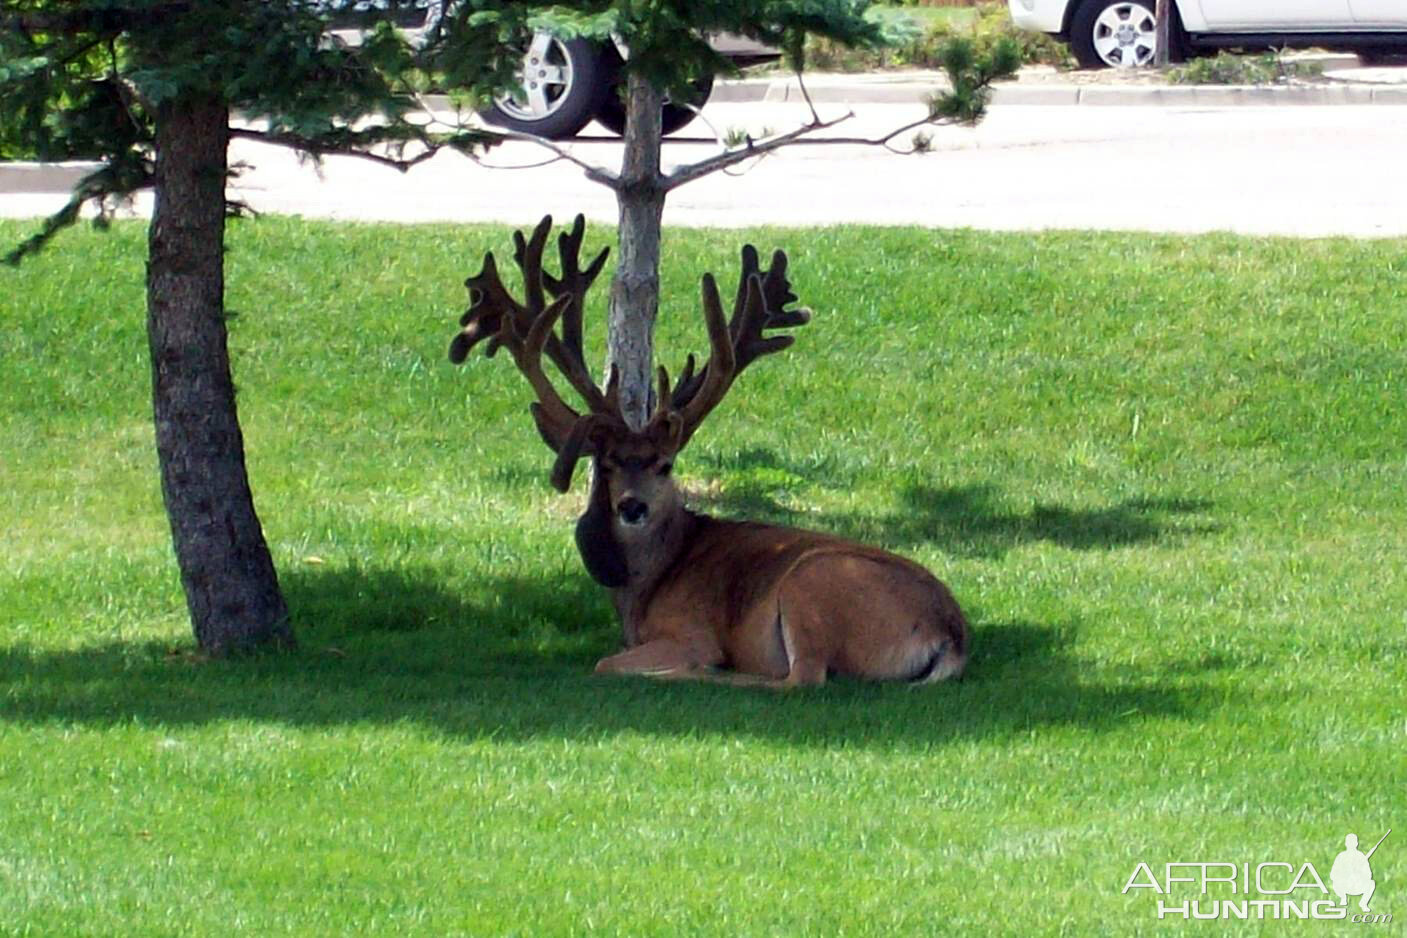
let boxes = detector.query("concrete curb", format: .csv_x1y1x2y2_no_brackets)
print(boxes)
714,75,1407,107
0,161,100,194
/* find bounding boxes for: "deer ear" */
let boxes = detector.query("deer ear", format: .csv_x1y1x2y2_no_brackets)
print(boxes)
550,412,621,492
530,402,568,453
575,466,628,588
549,415,596,492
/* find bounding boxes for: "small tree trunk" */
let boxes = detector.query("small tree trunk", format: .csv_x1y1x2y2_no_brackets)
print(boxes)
607,71,665,431
147,94,292,655
1154,0,1171,68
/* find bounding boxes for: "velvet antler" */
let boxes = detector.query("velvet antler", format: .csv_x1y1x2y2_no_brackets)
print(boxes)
449,215,620,489
667,245,812,447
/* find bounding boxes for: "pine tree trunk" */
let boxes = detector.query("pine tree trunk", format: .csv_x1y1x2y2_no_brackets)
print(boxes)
607,72,665,431
147,95,292,656
1154,0,1171,67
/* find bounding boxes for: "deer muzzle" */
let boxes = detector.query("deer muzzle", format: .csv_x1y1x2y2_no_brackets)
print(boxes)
617,496,650,526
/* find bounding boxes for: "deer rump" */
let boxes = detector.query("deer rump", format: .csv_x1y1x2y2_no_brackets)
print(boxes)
578,478,968,686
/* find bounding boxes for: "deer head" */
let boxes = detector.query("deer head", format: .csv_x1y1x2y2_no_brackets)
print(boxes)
449,214,810,586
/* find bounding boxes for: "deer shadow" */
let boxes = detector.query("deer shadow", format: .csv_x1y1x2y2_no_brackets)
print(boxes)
0,563,1222,751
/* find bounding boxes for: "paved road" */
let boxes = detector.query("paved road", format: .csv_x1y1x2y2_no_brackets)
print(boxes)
5,102,1407,237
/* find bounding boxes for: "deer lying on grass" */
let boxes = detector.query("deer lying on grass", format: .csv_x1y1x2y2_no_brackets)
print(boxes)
449,215,968,686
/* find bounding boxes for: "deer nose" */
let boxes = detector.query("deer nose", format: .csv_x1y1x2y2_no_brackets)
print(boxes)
618,497,649,526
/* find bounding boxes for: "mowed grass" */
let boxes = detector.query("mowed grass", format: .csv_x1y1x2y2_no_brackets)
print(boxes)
1,218,1404,936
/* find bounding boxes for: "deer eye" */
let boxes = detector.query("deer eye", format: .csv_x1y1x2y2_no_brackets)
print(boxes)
656,461,673,476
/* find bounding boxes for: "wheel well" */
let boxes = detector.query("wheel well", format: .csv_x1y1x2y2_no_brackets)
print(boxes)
1060,0,1079,37
1063,0,1181,36
1061,0,1086,37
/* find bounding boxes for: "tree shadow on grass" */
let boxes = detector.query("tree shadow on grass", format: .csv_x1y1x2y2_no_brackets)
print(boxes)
692,468,1219,559
0,565,1223,751
286,564,607,637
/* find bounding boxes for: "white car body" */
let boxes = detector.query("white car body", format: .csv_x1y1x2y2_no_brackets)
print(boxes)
1010,0,1407,68
1010,0,1407,34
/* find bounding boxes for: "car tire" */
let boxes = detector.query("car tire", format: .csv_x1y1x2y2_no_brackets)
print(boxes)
593,50,715,137
479,34,610,140
1069,0,1163,69
1358,49,1407,66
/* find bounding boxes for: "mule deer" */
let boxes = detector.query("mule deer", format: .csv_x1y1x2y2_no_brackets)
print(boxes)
449,215,967,686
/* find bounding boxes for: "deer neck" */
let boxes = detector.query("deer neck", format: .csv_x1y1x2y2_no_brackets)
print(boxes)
611,505,701,645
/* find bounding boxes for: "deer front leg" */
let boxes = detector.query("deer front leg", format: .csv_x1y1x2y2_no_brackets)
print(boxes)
593,637,723,679
593,643,823,689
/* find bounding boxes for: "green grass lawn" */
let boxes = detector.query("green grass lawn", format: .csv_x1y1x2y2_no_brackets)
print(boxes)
2,218,1403,936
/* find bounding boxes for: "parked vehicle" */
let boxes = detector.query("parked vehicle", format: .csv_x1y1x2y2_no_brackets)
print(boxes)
1008,0,1407,69
325,3,777,139
479,33,762,141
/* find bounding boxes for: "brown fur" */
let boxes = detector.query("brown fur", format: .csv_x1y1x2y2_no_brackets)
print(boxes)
584,437,968,687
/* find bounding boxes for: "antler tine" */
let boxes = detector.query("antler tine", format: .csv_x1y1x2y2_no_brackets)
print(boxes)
675,273,738,448
452,215,623,453
543,214,611,366
735,248,811,370
505,291,581,443
650,365,672,423
451,216,595,455
451,216,551,367
674,353,697,396
516,218,614,417
451,252,517,364
669,245,811,415
730,244,764,341
511,215,552,317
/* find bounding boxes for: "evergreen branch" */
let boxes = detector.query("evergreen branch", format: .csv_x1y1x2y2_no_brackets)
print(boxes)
4,160,152,266
8,3,192,35
228,125,492,173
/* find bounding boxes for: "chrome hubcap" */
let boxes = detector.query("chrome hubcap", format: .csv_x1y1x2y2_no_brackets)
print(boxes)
494,33,574,120
1092,4,1157,69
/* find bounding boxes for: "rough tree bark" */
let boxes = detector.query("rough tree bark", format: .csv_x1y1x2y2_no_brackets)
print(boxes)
147,94,292,655
606,71,665,431
1154,0,1171,68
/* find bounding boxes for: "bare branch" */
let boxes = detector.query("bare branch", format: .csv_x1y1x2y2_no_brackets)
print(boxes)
795,114,966,149
663,111,855,192
679,101,729,153
469,153,575,172
405,90,620,186
486,129,621,189
793,70,822,125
